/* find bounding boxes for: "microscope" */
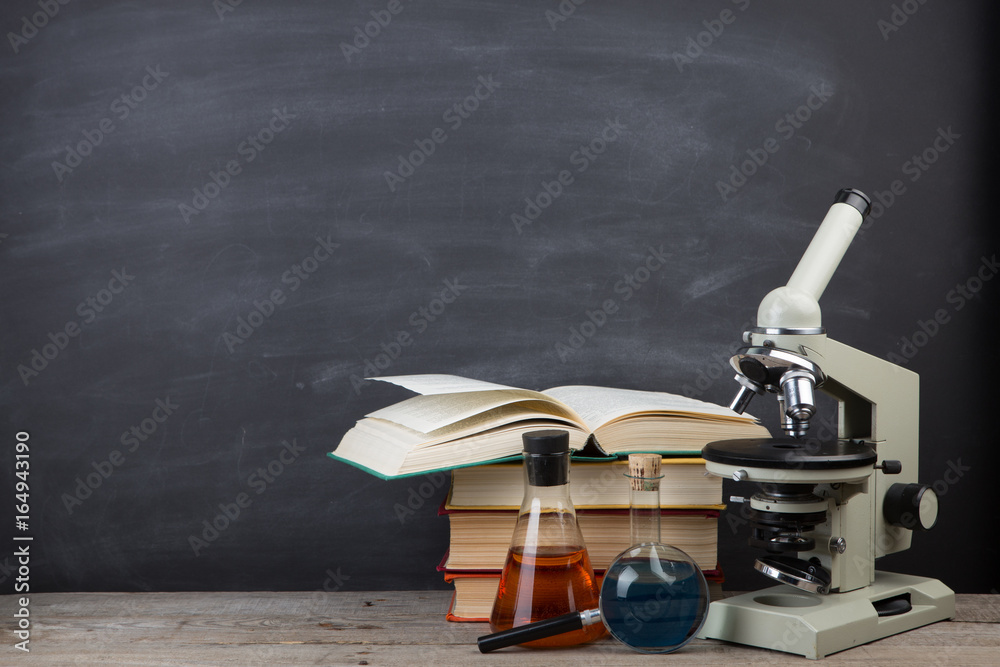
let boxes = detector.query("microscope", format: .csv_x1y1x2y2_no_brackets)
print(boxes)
697,189,955,659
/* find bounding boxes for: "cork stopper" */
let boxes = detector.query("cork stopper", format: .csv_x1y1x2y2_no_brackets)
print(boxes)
628,454,662,491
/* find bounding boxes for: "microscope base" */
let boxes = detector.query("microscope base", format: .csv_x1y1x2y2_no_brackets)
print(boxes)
697,571,955,659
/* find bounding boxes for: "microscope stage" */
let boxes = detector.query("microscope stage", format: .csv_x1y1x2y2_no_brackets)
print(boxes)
704,437,877,470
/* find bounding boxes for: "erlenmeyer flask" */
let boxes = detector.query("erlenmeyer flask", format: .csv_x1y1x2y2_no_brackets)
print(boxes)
488,430,605,647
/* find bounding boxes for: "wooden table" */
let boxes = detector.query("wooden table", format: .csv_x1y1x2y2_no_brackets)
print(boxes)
5,591,999,665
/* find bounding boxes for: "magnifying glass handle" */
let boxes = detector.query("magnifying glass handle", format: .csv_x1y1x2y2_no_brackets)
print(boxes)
477,609,598,653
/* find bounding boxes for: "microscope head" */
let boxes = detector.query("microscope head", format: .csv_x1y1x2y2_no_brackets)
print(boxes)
726,188,871,437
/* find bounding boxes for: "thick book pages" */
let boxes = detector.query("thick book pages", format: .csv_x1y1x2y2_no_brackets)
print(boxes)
443,569,726,622
442,508,719,572
330,374,767,478
446,458,723,510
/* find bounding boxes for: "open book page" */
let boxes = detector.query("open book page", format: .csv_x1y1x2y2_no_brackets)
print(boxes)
367,389,584,434
418,401,583,444
371,374,518,395
331,419,422,476
405,422,589,474
594,416,770,453
541,385,757,432
334,416,589,476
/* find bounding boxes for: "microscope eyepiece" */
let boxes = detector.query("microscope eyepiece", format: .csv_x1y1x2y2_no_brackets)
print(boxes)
834,188,872,218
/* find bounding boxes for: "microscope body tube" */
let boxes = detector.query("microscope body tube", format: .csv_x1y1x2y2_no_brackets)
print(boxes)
785,202,865,302
757,190,871,329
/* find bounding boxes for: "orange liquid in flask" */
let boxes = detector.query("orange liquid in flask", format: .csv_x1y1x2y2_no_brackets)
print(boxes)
489,545,606,647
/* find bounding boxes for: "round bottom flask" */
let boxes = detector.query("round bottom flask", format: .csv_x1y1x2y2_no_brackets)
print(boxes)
600,542,709,653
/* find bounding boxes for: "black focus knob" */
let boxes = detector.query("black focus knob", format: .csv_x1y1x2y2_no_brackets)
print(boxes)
877,460,903,475
883,483,938,531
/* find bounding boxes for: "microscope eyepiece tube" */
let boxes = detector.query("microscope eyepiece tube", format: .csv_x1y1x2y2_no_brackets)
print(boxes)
757,188,872,329
785,189,871,303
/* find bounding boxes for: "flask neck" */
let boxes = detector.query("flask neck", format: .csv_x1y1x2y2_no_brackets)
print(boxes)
519,481,573,511
628,476,662,546
521,456,573,514
511,453,583,553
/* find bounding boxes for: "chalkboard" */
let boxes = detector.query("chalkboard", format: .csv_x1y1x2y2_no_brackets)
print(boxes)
1,0,997,596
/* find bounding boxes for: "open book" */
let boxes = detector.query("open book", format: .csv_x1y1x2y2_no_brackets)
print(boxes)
329,374,768,478
330,375,768,478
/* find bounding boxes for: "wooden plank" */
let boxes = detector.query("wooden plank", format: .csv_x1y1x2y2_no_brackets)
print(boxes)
2,592,997,666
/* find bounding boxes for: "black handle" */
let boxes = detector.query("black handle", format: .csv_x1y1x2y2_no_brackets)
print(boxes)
477,611,584,653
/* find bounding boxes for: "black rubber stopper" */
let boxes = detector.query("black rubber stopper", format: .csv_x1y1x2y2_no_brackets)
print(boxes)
522,430,569,486
522,429,569,455
703,437,876,470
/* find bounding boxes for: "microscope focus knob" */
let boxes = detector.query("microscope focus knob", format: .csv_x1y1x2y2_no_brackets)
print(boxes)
876,459,903,475
883,483,939,531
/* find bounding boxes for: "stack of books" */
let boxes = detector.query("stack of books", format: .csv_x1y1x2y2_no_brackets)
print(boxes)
329,374,769,621
440,458,728,621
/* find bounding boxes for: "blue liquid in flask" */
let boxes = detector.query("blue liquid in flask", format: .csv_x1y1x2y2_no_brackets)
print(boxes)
599,545,709,653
